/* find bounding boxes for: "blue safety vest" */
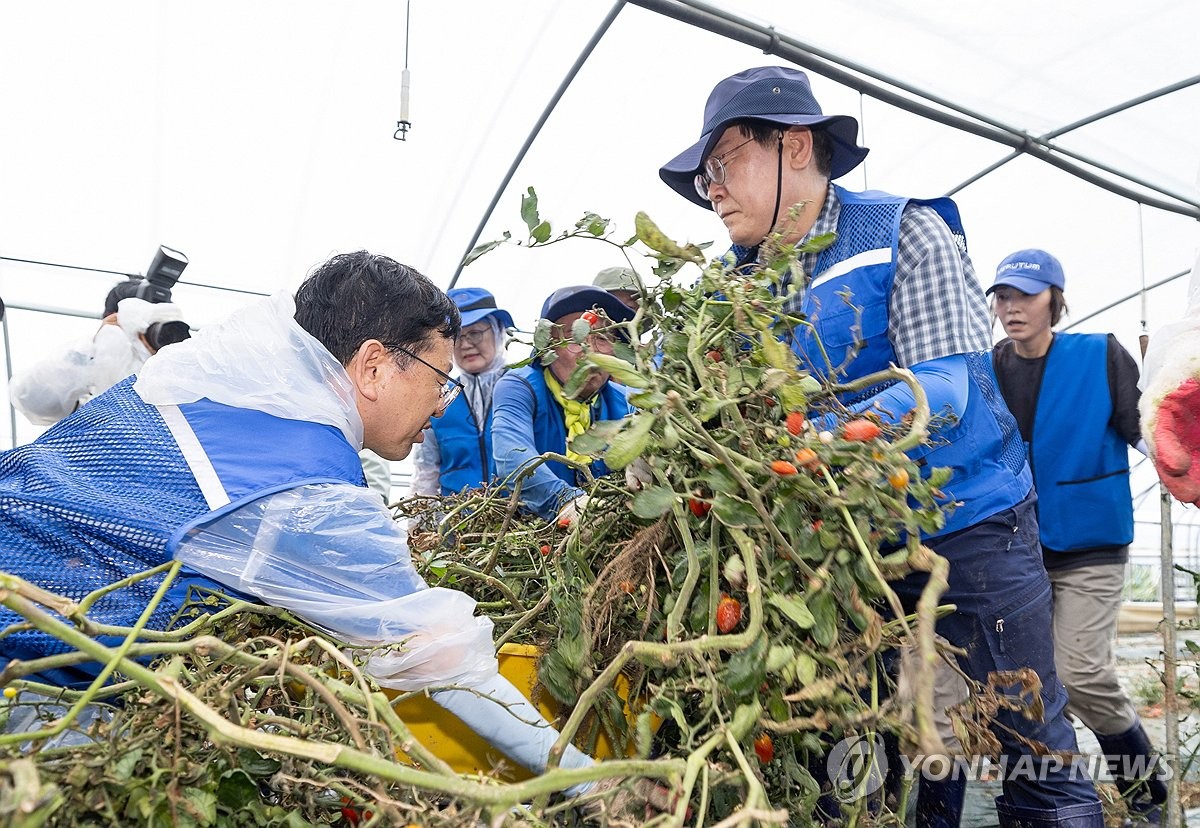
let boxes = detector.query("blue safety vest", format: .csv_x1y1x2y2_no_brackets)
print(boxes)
1029,334,1133,550
0,378,366,686
786,187,1031,536
501,365,633,487
429,391,495,495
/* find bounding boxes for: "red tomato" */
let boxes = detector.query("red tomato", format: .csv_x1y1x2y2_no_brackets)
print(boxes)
754,732,775,764
688,498,712,518
716,596,742,633
581,310,601,327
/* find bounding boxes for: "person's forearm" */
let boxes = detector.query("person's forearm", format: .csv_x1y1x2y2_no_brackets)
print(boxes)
492,381,580,520
813,353,969,428
499,454,579,521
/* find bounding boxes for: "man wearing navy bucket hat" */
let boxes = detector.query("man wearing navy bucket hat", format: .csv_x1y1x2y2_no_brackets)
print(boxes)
491,285,635,524
410,287,515,496
661,67,1103,827
990,250,1165,826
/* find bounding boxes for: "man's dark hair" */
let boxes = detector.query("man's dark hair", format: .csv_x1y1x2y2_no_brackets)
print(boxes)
293,251,460,366
735,120,834,177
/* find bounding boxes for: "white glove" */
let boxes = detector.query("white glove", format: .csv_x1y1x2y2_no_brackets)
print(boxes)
555,494,590,528
624,457,654,492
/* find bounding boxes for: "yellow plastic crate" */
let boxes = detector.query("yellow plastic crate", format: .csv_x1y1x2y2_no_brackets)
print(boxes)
388,643,640,779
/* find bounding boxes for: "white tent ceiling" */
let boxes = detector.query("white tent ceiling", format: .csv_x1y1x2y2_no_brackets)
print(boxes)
2,0,1198,547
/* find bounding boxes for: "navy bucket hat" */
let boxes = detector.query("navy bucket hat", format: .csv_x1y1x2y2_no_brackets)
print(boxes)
660,66,870,210
986,249,1066,296
447,286,515,330
539,285,635,326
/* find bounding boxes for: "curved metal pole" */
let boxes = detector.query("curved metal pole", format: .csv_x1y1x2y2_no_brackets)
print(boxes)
449,1,627,287
625,0,1200,218
1061,268,1189,331
945,75,1200,198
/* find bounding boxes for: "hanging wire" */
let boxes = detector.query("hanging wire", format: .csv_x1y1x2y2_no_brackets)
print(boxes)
394,0,413,141
0,254,136,279
0,255,268,297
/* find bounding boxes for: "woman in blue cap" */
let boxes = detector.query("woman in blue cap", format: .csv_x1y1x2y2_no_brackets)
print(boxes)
659,66,1103,827
491,285,635,524
990,249,1164,826
410,287,515,496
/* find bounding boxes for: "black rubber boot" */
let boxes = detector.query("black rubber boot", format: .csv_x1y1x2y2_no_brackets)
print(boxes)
1094,720,1167,827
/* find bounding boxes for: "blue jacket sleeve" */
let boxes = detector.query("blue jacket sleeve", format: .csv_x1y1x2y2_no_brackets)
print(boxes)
491,374,581,521
817,353,969,427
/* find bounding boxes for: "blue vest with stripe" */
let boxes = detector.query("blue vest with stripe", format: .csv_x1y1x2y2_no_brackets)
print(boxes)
504,365,634,486
787,187,1031,536
429,391,495,495
1029,334,1133,551
0,378,365,686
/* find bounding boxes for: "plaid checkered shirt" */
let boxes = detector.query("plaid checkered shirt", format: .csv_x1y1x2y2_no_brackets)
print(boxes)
788,183,992,366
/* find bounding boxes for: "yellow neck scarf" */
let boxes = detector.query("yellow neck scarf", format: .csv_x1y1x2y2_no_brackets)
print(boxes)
544,368,593,465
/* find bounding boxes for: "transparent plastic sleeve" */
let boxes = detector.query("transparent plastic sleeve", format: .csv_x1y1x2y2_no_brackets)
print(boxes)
174,482,498,690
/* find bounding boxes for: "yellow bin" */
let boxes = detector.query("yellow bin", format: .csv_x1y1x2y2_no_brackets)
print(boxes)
388,643,639,779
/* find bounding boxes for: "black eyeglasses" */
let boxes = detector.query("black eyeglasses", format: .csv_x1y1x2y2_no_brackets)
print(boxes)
391,345,464,414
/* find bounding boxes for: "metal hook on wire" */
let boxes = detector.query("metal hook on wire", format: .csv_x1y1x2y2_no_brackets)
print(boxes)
394,0,412,140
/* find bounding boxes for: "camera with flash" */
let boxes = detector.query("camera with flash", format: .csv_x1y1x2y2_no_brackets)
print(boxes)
140,246,191,351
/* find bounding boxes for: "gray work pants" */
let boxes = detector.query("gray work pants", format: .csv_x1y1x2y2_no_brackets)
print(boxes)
1048,562,1138,736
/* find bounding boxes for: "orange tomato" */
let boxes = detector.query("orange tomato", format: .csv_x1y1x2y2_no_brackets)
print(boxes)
794,447,822,471
842,418,882,441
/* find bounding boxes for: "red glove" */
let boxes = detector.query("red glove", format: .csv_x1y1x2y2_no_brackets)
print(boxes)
1153,377,1200,506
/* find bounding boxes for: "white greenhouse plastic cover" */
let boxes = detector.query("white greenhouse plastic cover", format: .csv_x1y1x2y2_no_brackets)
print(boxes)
1,0,1198,552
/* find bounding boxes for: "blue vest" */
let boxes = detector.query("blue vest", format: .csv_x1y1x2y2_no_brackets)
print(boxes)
1029,334,1133,551
429,391,495,495
0,378,366,686
787,187,1031,536
504,365,633,486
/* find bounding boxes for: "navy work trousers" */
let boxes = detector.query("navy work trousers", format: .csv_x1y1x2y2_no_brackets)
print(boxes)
891,492,1099,814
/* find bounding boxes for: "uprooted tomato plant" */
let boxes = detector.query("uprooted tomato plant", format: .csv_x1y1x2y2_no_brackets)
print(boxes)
404,193,1021,824
0,191,1025,827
